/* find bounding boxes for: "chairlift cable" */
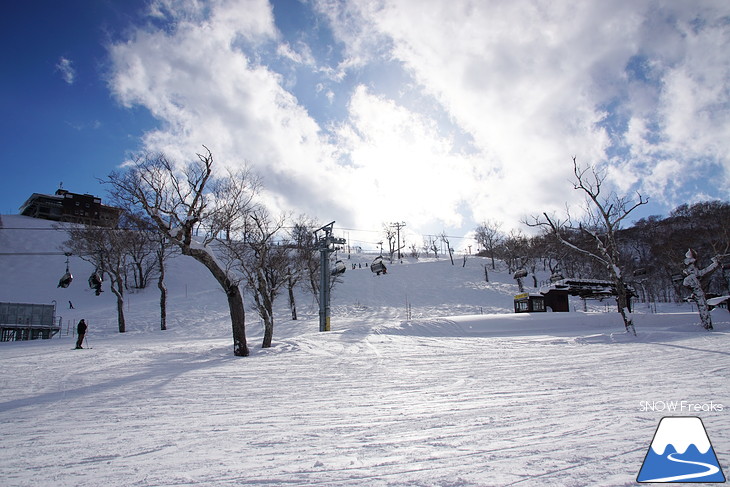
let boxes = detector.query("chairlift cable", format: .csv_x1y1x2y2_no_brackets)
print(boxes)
0,252,73,256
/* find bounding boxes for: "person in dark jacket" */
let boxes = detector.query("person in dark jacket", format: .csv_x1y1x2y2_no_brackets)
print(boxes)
75,319,87,349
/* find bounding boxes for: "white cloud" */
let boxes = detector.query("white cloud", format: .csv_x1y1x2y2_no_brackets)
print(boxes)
56,57,76,84
327,0,730,224
334,85,480,230
659,21,730,159
322,1,638,221
107,0,730,242
108,0,352,222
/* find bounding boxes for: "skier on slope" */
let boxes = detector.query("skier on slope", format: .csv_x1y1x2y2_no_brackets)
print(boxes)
75,319,87,349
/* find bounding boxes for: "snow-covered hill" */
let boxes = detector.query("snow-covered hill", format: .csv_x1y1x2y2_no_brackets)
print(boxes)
1,214,729,486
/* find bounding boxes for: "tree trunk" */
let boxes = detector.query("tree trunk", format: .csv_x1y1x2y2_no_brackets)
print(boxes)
262,312,274,348
683,250,719,331
310,273,320,305
136,262,144,288
227,285,248,355
158,259,167,331
109,276,126,333
684,274,713,330
288,277,297,320
186,247,249,356
614,279,635,335
260,287,274,348
116,296,125,333
696,291,713,331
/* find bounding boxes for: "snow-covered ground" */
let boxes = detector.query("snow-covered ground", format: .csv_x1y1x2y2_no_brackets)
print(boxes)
1,215,729,486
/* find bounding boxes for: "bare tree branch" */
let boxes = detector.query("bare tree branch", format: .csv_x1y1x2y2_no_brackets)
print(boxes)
526,156,649,334
105,147,259,356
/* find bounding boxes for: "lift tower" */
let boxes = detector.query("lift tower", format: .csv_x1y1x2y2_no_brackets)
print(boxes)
314,221,346,332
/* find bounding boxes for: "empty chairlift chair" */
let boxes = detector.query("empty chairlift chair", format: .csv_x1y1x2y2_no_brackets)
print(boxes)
331,260,346,276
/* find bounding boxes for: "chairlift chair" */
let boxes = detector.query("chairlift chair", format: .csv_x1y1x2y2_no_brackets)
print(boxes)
88,271,104,296
513,268,528,279
58,272,73,288
549,272,564,283
331,260,346,276
370,256,387,276
57,257,73,288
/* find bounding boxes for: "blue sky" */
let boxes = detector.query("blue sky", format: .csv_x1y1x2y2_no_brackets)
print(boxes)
3,1,730,249
1,1,156,213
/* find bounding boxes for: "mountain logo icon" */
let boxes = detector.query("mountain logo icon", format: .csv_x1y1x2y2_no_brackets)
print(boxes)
637,416,726,483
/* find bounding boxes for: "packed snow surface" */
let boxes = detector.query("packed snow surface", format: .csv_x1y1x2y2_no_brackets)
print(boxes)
1,215,729,486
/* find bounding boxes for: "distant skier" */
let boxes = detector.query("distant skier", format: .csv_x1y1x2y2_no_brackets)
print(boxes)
75,319,87,349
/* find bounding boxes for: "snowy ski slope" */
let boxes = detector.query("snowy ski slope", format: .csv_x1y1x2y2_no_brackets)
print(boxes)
1,215,729,486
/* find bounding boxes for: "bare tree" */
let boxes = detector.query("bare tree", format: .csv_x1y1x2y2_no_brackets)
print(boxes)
624,201,730,303
231,209,289,348
383,224,397,263
154,233,176,331
527,156,648,335
474,220,503,270
113,201,177,330
123,212,177,330
532,233,568,283
210,170,258,241
439,232,455,265
63,226,130,332
683,248,724,330
289,218,344,308
118,211,159,289
106,147,260,356
292,216,322,306
409,243,420,259
499,229,529,274
288,215,318,320
422,235,439,258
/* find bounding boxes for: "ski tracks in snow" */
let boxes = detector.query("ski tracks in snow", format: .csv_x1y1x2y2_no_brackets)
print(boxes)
2,313,730,486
